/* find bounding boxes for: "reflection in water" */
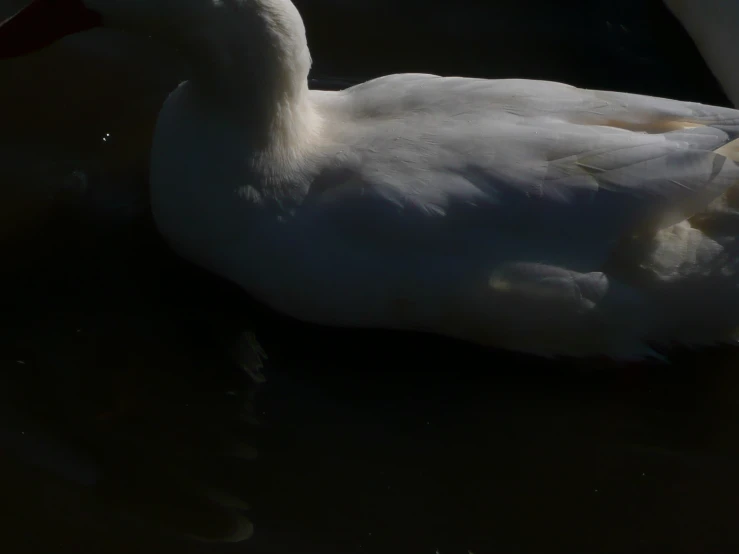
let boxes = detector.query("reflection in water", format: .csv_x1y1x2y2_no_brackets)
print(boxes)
2,1,739,552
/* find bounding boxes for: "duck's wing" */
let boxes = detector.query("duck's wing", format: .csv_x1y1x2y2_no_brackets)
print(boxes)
307,77,739,268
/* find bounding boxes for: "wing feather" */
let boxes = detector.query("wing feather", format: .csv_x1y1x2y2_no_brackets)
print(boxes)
307,75,739,268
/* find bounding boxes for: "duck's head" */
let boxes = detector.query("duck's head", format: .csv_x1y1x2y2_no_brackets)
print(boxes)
0,0,312,112
0,0,309,66
0,0,98,58
0,0,248,57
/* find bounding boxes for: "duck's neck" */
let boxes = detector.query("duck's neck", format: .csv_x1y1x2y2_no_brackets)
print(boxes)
178,0,319,155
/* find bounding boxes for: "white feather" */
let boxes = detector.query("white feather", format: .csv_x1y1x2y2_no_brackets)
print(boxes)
70,0,739,359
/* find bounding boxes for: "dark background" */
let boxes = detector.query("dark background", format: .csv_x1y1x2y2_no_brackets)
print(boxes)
1,1,738,553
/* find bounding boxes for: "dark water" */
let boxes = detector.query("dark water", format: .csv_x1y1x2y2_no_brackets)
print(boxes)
2,1,739,553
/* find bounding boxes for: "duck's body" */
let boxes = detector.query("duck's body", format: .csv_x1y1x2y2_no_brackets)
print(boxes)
152,66,739,358
4,0,739,359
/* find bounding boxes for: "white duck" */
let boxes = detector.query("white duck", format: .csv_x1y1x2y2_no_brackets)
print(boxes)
665,0,739,108
3,0,739,360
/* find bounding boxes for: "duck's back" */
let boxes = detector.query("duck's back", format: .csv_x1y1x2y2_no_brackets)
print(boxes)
316,75,739,256
340,75,738,126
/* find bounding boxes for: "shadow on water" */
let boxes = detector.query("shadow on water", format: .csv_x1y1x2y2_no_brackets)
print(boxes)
1,0,739,552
